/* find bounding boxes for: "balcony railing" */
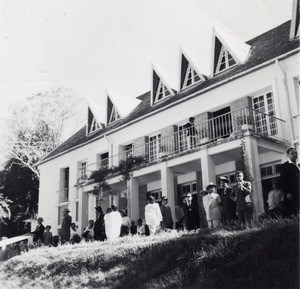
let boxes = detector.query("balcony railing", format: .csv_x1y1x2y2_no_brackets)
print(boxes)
57,188,69,203
83,106,286,178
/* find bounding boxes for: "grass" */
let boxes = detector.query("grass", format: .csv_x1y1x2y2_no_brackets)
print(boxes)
0,219,299,289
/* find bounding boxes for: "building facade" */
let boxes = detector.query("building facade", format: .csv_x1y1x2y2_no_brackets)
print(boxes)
38,6,299,234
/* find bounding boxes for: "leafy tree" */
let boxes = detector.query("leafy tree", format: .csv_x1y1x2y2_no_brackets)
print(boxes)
0,159,39,237
0,87,85,237
3,87,85,178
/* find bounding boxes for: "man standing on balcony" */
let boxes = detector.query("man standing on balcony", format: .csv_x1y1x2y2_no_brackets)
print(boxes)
60,208,72,244
280,148,299,217
160,196,173,230
185,117,198,149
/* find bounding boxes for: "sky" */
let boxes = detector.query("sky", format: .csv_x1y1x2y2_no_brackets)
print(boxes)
0,0,294,166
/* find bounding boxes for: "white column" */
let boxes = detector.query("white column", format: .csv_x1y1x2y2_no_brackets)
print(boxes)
199,149,216,189
127,177,139,221
243,135,264,219
161,163,175,228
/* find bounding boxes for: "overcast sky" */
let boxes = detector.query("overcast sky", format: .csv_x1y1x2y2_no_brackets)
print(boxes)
0,0,294,166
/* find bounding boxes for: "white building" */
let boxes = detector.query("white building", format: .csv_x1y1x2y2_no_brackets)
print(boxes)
38,3,299,234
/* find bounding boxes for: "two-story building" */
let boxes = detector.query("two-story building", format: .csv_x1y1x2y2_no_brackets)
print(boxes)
37,3,299,234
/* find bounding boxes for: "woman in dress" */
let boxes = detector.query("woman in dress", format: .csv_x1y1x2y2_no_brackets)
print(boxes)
145,196,162,235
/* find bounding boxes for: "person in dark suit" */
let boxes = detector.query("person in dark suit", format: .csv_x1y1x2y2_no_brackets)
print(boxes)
60,208,72,244
280,148,299,217
182,193,199,230
230,171,252,227
32,217,45,243
218,177,236,226
94,206,106,241
160,196,174,230
185,117,198,149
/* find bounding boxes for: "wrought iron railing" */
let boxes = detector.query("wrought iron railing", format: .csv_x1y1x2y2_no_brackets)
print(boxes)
82,106,286,175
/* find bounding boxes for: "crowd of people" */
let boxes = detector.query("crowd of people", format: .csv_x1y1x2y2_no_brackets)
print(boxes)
30,147,299,245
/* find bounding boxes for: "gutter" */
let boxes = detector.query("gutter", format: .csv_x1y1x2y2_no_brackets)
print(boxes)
38,47,300,166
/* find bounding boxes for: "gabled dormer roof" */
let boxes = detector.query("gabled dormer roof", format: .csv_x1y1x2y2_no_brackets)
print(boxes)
106,89,141,125
179,46,209,90
151,63,176,105
212,24,251,75
87,101,105,135
290,0,299,40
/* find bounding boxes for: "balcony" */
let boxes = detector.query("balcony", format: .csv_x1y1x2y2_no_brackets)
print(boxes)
83,106,287,182
124,106,287,162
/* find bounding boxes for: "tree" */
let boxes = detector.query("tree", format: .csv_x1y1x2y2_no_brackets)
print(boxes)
0,159,38,237
3,87,85,179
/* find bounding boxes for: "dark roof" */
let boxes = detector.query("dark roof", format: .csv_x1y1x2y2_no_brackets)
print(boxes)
40,20,299,164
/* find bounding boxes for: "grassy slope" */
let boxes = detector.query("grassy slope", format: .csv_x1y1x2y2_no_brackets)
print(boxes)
0,220,299,289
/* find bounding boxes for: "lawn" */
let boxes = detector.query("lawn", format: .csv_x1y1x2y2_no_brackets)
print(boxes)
0,219,299,289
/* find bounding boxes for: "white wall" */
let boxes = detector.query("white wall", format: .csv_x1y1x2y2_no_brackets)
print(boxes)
38,51,299,232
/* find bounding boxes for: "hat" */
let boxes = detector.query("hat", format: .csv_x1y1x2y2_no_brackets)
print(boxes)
206,182,217,190
95,206,102,212
46,225,51,229
37,217,44,222
63,208,70,213
200,190,208,196
148,196,155,201
161,196,168,201
218,176,229,183
189,117,195,121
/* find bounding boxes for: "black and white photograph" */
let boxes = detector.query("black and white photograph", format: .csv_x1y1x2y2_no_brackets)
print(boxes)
0,0,299,288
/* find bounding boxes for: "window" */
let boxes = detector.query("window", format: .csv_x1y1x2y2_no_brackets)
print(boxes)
108,106,120,124
89,116,101,133
97,152,109,169
124,144,134,159
182,64,201,89
155,80,171,103
79,161,87,180
75,202,79,222
149,134,161,162
152,70,173,104
216,172,236,185
215,39,236,74
177,124,188,152
260,161,281,180
180,182,197,195
147,189,162,202
252,91,278,136
59,167,69,203
87,107,101,134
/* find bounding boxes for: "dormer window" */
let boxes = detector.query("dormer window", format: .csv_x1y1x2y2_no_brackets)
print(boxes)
90,116,101,133
87,107,102,134
155,80,171,102
108,106,120,124
152,69,174,105
212,26,251,76
107,95,121,125
183,64,201,88
215,37,236,74
180,46,207,90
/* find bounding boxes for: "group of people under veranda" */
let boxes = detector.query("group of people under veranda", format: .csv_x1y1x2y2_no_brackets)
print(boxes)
31,147,299,244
